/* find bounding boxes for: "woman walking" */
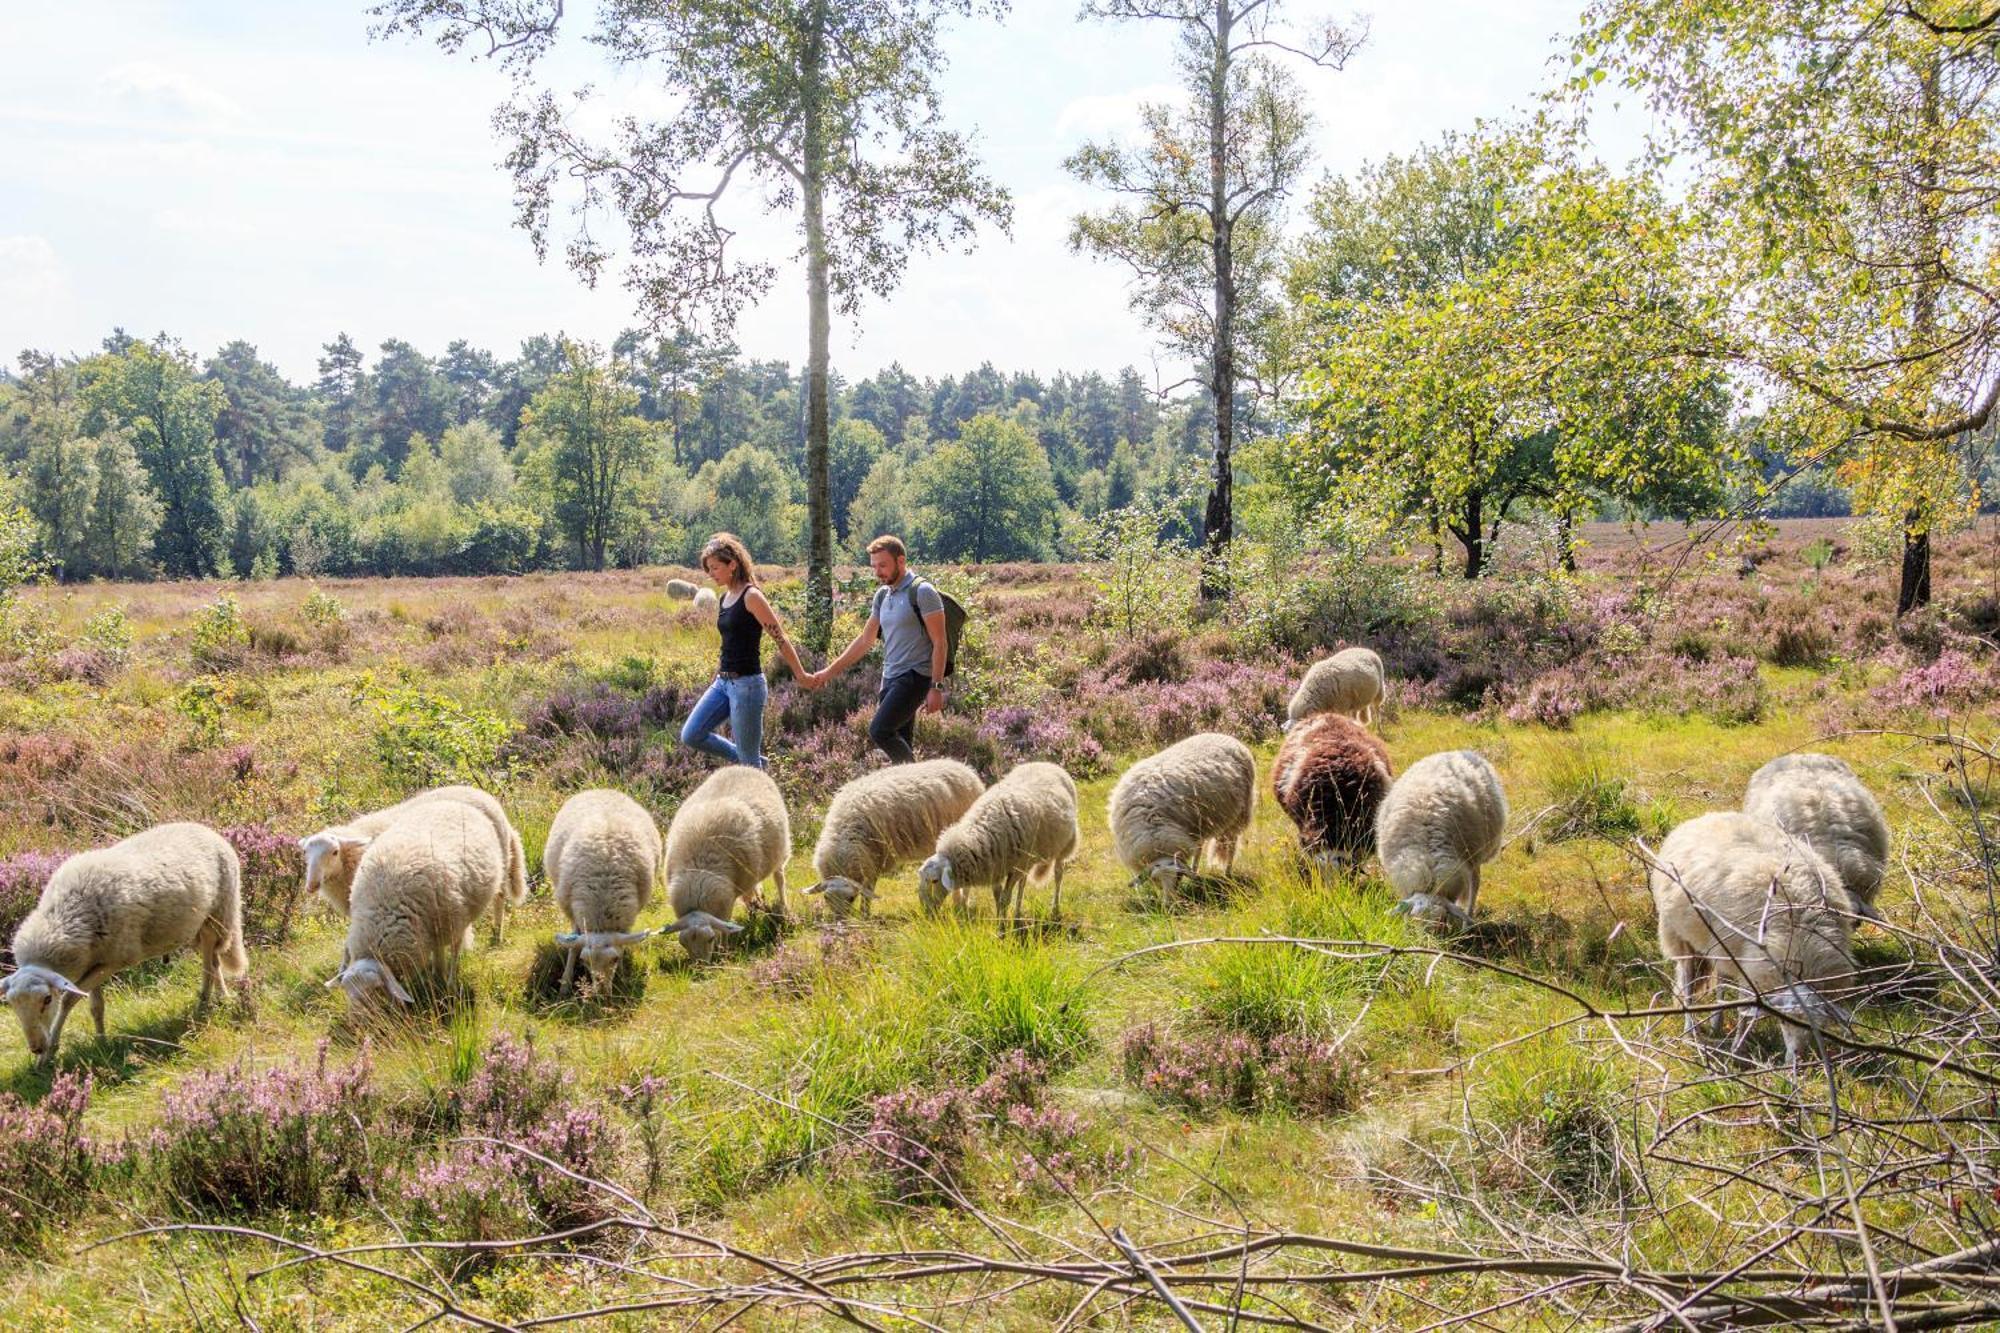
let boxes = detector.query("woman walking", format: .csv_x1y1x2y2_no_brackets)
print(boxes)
678,533,808,770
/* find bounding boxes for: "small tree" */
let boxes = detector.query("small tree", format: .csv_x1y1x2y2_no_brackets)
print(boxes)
517,343,663,570
1068,0,1365,600
82,338,230,578
912,412,1060,562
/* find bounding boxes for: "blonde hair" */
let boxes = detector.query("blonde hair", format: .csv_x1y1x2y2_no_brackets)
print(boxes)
699,533,757,587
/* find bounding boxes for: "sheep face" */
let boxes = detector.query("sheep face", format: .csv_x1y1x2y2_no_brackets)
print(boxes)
555,929,654,984
4,966,86,1059
326,958,414,1008
916,855,955,913
1147,858,1192,896
300,830,370,911
666,910,743,963
1392,892,1472,931
806,877,867,918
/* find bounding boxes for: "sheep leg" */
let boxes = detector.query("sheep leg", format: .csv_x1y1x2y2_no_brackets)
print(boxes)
993,876,1013,935
560,945,579,993
90,987,107,1036
1463,865,1481,920
1050,860,1065,921
197,949,216,1015
491,891,506,944
1673,955,1701,1038
772,866,788,918
1216,835,1240,875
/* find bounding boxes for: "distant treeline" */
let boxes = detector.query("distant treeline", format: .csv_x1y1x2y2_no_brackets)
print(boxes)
0,330,1226,581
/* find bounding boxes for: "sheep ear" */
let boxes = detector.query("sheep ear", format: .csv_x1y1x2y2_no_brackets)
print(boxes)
610,930,653,946
323,973,343,991
1851,898,1887,926
54,976,88,999
336,835,371,856
804,881,827,896
378,964,415,1005
941,863,957,892
554,931,582,946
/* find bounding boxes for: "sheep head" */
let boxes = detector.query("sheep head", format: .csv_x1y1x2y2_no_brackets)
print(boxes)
325,958,414,1008
916,855,955,913
805,877,869,918
665,910,743,962
300,829,371,914
1146,857,1193,897
1392,892,1472,931
555,929,654,985
3,966,87,1061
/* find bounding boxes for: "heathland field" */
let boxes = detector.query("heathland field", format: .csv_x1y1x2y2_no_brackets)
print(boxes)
2,519,1998,1328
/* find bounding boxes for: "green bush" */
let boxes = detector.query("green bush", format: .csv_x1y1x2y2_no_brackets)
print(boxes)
357,674,516,787
190,592,250,670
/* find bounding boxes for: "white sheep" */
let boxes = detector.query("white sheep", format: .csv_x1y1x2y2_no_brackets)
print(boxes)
1642,811,1857,1062
300,784,529,939
1109,733,1255,896
327,799,507,1008
1378,750,1508,926
546,788,664,989
918,761,1080,931
805,759,984,917
5,823,247,1064
1743,753,1889,920
692,586,719,616
662,765,790,961
664,577,698,601
1285,646,1386,730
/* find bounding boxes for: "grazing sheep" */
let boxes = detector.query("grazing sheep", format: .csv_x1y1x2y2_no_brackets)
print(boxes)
1272,713,1394,871
1642,811,1857,1063
918,761,1080,931
301,784,529,939
1378,750,1508,926
692,586,719,616
1109,733,1256,895
5,823,247,1064
1286,646,1386,730
664,577,698,601
662,765,790,961
1743,753,1889,920
328,800,507,1009
806,759,984,917
546,788,664,989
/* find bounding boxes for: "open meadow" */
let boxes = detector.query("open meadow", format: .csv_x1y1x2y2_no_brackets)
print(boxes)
0,519,1995,1327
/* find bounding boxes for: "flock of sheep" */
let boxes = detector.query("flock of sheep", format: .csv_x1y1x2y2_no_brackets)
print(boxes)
1,643,1891,1065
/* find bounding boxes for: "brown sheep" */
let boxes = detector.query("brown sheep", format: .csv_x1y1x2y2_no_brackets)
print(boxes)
1272,713,1393,870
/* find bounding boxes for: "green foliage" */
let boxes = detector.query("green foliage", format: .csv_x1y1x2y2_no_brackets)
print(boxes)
516,342,664,570
82,338,231,577
176,676,230,748
1802,536,1837,571
357,674,517,787
79,604,132,666
685,443,799,563
1226,515,1436,658
913,412,1060,562
189,593,251,671
301,586,346,628
1085,488,1196,639
1476,1037,1628,1201
1544,748,1642,841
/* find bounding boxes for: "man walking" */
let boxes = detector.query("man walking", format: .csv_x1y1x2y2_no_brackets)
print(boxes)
805,535,947,763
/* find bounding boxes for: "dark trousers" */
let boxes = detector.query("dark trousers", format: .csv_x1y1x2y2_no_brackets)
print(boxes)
870,670,931,764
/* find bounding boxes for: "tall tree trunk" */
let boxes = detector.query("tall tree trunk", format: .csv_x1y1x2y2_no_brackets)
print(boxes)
1899,511,1932,615
1557,507,1578,574
800,0,834,651
1457,491,1485,579
1198,0,1235,603
1428,511,1444,577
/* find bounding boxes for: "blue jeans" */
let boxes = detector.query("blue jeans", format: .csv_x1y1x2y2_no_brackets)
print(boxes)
679,674,767,768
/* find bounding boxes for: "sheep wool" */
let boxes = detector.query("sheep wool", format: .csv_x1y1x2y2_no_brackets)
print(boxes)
1272,713,1393,868
6,822,247,1063
302,784,528,937
664,765,790,960
692,587,719,616
808,759,984,917
919,761,1080,928
1377,750,1508,922
1286,646,1386,728
546,788,664,987
1645,811,1857,1063
664,577,698,601
331,800,508,1008
1109,733,1256,894
1743,753,1889,915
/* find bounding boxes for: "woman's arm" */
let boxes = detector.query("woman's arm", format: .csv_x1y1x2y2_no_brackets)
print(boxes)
744,587,810,679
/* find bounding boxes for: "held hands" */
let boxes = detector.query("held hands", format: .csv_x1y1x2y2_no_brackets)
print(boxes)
798,668,825,692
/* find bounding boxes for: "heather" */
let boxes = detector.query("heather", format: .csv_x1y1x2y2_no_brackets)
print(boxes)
0,1072,104,1254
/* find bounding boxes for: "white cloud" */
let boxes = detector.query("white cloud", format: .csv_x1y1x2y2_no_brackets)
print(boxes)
1052,83,1180,143
0,236,74,352
97,60,242,123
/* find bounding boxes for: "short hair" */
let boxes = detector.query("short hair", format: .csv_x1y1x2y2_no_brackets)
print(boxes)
699,532,757,585
866,535,907,559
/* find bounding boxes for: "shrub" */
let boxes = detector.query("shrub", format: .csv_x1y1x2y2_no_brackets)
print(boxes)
219,824,306,945
176,675,230,748
0,850,67,962
0,1072,105,1255
1768,617,1834,668
143,1046,376,1217
404,1034,618,1247
1477,1042,1627,1202
190,593,251,670
1877,648,1997,711
843,1084,975,1204
1121,1022,1367,1118
1544,751,1642,841
301,585,345,628
360,675,516,787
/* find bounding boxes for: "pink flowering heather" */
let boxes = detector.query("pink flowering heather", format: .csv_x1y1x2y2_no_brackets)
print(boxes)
219,823,306,944
1876,649,1998,712
0,1071,106,1254
144,1044,374,1217
0,850,67,961
1120,1023,1262,1113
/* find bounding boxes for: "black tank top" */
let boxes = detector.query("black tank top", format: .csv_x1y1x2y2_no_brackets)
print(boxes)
717,587,763,675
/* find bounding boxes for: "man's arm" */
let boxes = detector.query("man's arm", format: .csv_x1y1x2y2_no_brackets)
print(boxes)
816,617,881,683
921,608,948,714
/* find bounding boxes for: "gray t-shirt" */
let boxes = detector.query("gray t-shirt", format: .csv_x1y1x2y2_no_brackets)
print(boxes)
871,573,945,680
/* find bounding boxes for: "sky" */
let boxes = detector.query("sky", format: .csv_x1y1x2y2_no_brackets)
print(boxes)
0,0,1649,388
